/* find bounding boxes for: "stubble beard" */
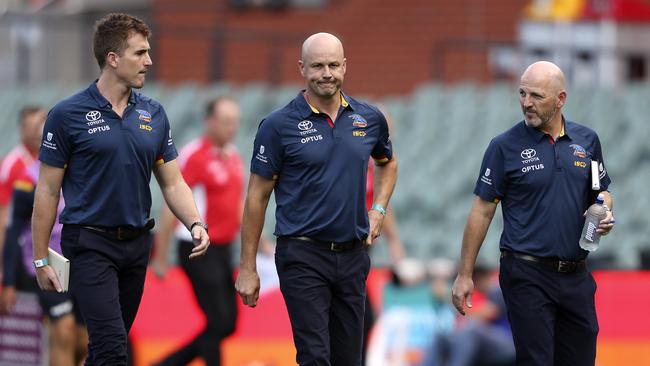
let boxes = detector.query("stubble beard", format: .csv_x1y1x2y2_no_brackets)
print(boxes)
312,80,340,99
524,104,558,130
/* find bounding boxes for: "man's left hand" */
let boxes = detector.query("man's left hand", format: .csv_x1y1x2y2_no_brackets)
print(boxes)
366,210,385,247
598,210,615,236
189,226,210,259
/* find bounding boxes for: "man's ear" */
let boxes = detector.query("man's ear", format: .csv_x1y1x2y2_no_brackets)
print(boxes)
298,59,305,78
557,90,567,108
106,52,119,69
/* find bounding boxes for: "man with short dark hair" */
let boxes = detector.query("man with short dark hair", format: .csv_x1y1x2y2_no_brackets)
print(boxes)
32,13,209,365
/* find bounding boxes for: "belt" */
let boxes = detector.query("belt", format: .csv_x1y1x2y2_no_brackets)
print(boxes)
281,236,364,252
81,218,155,241
501,250,586,273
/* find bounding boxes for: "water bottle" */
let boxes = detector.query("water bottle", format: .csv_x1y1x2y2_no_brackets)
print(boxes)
579,194,608,252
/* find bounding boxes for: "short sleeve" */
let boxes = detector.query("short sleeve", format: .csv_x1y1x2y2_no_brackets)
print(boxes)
179,150,201,187
250,118,283,179
0,174,11,204
370,110,393,164
0,159,20,205
39,106,72,168
157,107,178,164
473,139,506,203
592,134,611,191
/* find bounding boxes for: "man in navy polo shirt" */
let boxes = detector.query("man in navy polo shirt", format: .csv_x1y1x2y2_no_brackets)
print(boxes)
235,32,398,366
452,61,615,366
31,13,209,366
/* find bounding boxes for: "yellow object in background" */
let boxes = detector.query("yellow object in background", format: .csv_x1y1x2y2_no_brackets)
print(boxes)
524,0,587,21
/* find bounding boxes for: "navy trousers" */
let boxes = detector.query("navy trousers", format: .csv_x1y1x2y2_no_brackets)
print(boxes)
61,225,152,366
499,254,599,366
275,237,370,366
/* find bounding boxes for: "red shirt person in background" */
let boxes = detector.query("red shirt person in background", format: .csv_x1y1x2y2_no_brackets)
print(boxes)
152,97,243,366
0,107,46,274
362,108,406,364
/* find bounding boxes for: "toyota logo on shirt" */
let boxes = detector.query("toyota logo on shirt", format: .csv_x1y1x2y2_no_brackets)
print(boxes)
520,148,537,160
298,120,313,131
86,110,102,122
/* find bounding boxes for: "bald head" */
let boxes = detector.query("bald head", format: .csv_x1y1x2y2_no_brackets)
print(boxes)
299,32,347,100
519,61,567,129
521,61,566,94
301,32,344,64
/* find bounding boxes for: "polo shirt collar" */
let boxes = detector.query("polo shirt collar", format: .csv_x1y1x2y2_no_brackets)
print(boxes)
88,80,138,109
296,90,353,119
523,115,570,142
561,119,579,140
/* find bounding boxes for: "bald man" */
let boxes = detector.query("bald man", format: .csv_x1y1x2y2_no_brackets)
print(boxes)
451,61,614,366
236,32,398,365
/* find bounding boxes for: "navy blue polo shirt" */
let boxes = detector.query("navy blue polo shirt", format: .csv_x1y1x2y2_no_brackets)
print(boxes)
39,82,178,227
474,118,611,260
250,91,393,242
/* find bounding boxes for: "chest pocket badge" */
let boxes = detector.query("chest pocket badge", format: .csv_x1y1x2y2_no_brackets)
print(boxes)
570,144,587,158
137,109,153,132
570,144,589,169
350,114,367,137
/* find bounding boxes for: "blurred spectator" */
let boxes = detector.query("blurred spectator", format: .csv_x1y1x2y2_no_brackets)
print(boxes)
365,105,405,265
257,237,280,295
0,106,45,274
1,160,88,366
421,264,514,366
366,257,456,366
152,96,243,366
363,106,406,364
426,258,457,305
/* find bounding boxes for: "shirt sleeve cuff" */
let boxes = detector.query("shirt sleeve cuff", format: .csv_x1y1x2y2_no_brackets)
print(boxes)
38,156,66,169
250,166,276,180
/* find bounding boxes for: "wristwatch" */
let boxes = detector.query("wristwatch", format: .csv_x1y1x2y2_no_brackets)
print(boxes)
33,257,49,268
190,221,209,234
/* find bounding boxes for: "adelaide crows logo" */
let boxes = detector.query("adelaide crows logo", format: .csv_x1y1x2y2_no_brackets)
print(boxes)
136,109,152,123
570,144,587,158
349,114,367,128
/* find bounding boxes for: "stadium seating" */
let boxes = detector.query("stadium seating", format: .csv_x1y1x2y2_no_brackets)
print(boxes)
1,82,645,268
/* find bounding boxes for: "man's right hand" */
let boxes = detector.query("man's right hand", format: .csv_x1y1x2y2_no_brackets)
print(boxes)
0,286,17,314
451,275,474,316
235,268,260,308
35,266,63,292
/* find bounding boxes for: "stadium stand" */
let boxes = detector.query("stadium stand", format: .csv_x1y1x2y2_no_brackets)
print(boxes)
0,82,645,268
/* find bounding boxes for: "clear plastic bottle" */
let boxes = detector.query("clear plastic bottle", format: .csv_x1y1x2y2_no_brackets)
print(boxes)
579,194,608,252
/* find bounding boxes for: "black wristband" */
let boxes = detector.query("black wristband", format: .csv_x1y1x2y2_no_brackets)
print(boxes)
190,221,208,234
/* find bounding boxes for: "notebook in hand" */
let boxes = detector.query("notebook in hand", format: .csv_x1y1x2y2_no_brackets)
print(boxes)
48,248,70,292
